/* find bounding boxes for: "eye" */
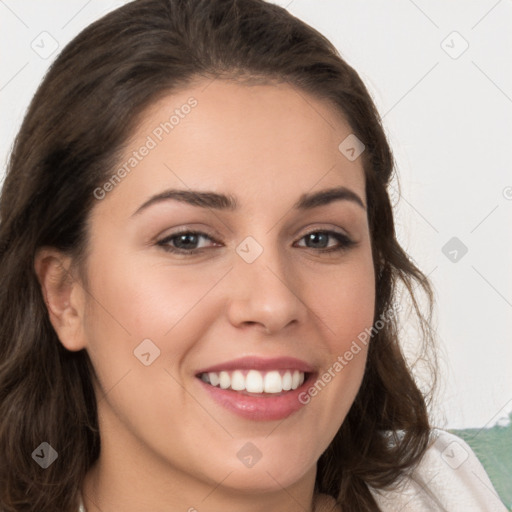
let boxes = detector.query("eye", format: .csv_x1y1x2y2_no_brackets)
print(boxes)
294,230,356,253
156,230,219,254
156,229,356,255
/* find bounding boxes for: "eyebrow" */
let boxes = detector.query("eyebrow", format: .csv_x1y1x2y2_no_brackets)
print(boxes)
131,186,366,217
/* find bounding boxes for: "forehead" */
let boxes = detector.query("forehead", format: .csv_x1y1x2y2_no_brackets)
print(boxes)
94,79,366,218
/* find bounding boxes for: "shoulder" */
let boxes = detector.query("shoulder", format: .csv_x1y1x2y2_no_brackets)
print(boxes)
369,429,508,512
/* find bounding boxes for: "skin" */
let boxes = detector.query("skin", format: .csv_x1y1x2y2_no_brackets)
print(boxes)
35,79,375,512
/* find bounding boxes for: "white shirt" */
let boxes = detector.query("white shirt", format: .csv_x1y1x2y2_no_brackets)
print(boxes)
370,430,507,511
77,430,507,511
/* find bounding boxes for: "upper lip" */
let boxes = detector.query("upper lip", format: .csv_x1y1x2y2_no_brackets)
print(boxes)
195,356,316,375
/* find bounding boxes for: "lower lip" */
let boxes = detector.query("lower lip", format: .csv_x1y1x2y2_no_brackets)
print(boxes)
197,374,316,421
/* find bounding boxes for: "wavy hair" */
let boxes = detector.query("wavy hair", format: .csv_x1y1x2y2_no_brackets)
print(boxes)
0,0,436,510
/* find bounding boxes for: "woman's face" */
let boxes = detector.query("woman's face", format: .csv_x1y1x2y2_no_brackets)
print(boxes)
74,79,375,500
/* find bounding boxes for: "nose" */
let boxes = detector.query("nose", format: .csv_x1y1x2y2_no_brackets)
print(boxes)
225,240,307,335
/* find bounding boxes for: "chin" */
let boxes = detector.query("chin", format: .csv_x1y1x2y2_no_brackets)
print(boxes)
221,462,314,494
208,443,318,493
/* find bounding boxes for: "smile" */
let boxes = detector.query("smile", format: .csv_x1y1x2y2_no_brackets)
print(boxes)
195,356,316,421
199,369,306,394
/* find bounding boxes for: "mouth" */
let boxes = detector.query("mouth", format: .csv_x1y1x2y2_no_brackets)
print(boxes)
197,369,309,396
194,356,316,421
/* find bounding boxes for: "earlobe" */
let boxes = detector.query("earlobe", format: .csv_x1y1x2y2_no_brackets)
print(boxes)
33,247,87,352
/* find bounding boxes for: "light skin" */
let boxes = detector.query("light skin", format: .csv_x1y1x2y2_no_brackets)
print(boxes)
35,79,375,512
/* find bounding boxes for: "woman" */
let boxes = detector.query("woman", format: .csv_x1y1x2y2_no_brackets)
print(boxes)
0,0,506,511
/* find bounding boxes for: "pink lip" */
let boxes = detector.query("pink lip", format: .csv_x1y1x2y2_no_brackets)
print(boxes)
195,356,316,421
195,356,315,375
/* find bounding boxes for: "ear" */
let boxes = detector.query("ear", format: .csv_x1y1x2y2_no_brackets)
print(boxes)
34,247,87,352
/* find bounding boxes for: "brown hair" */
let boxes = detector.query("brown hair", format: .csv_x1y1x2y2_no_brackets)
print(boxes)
0,0,436,510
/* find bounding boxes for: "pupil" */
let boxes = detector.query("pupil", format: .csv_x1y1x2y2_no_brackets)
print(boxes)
308,232,327,248
177,233,197,248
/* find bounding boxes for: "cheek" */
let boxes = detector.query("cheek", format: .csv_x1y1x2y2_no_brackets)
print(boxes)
80,248,230,398
299,255,375,424
84,252,216,339
312,256,376,351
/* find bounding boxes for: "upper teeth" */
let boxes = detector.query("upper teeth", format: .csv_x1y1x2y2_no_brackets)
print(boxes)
200,370,305,393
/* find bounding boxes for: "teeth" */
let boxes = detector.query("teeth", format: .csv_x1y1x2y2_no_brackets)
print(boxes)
219,371,230,389
209,372,219,386
231,370,245,391
263,371,282,393
282,371,292,391
246,370,264,393
200,369,306,393
291,370,300,389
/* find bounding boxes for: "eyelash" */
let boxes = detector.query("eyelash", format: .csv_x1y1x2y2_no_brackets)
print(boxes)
156,229,356,255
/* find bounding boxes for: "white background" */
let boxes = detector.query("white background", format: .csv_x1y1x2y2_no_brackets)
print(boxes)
1,0,511,429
